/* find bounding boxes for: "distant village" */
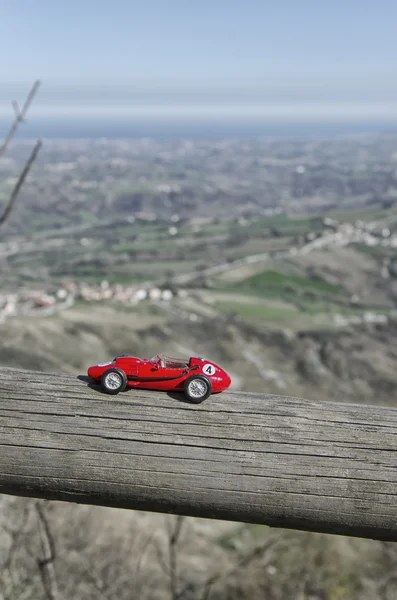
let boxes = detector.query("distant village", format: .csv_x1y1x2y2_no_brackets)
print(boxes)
0,280,177,323
1,211,396,327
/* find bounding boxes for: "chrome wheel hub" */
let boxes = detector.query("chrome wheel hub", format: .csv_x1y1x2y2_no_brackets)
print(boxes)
188,379,208,398
105,372,122,390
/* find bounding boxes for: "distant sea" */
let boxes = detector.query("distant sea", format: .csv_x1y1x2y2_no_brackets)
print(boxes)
1,116,397,140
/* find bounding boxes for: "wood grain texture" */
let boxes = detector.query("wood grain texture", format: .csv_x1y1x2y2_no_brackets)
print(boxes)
0,366,396,541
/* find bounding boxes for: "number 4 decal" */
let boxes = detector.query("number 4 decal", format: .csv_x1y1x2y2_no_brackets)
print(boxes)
203,363,215,376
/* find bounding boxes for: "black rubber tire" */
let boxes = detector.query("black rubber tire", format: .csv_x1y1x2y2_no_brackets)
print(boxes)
101,368,128,395
184,374,212,403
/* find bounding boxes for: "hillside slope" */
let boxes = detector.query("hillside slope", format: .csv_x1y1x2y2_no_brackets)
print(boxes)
1,303,396,407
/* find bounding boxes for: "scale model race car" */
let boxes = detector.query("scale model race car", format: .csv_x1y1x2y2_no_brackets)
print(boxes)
87,353,232,402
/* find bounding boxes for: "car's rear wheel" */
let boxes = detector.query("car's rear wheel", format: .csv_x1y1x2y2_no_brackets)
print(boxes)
184,375,212,403
101,368,127,395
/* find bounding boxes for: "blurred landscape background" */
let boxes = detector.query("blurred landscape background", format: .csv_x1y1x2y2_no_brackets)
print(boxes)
1,1,397,599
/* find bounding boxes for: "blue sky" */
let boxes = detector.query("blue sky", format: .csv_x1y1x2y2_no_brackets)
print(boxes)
1,1,397,119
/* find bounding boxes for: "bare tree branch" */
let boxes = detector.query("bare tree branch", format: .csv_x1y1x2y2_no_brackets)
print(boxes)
168,515,184,600
12,100,20,119
0,80,42,228
0,138,42,226
35,501,60,600
134,531,157,599
0,80,41,156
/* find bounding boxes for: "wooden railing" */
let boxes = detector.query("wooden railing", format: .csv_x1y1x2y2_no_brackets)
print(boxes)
0,366,396,541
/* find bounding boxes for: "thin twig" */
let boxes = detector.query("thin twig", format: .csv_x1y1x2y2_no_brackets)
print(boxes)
35,501,60,600
168,515,184,600
134,532,157,598
0,80,41,156
0,138,42,226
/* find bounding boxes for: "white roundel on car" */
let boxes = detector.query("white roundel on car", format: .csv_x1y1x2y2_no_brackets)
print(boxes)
202,363,216,376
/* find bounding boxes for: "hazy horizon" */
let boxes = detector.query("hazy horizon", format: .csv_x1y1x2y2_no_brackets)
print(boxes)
1,80,397,122
1,114,396,143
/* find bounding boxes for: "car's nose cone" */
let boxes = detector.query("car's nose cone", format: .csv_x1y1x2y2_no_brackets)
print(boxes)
216,369,231,390
224,372,232,389
88,365,100,378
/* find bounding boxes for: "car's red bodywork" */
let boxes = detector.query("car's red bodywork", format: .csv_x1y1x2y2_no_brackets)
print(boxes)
87,353,231,394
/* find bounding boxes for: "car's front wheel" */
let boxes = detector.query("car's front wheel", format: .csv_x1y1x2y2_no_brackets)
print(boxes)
101,368,127,395
184,375,212,403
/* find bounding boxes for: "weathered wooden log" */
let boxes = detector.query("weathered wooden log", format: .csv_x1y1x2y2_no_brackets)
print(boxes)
0,366,396,541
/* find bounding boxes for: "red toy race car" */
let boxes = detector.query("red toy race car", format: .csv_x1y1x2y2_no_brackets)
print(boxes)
87,353,231,403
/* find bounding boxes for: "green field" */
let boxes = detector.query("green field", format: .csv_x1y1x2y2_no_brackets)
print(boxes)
226,269,342,296
216,299,299,322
